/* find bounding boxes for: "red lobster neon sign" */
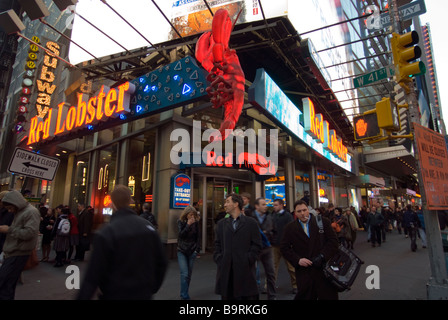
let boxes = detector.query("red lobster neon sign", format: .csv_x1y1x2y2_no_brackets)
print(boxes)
195,9,245,141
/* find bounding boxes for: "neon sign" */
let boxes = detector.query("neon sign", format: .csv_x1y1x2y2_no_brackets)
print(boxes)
27,82,135,145
205,151,277,175
36,41,60,118
303,98,347,162
248,68,352,173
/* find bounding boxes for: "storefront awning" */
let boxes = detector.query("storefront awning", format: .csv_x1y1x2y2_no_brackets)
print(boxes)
350,174,386,188
364,146,417,177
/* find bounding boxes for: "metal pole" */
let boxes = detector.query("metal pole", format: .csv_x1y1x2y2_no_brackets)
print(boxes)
388,0,448,299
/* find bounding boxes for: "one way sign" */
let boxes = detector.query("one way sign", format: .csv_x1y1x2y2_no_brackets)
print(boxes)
8,147,60,181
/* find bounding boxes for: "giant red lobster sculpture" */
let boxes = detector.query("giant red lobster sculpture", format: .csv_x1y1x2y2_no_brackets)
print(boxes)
195,9,245,141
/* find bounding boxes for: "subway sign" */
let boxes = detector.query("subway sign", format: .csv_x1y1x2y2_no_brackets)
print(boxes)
248,68,352,173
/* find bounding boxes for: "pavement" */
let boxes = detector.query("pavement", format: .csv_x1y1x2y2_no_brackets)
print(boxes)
13,229,434,300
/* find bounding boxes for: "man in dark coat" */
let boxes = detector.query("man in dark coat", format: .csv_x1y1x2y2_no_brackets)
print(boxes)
74,203,93,261
280,200,339,300
77,185,167,300
214,193,262,300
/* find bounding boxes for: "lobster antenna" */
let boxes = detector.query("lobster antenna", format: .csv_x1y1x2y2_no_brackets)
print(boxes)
231,8,243,32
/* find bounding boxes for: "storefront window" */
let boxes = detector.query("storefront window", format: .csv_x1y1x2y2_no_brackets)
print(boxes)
93,143,118,226
295,168,310,204
318,171,333,206
127,130,156,213
73,153,90,209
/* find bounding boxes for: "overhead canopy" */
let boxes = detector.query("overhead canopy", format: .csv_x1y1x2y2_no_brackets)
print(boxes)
364,145,417,178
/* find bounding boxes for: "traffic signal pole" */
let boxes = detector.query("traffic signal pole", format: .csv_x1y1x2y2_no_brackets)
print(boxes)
388,0,448,299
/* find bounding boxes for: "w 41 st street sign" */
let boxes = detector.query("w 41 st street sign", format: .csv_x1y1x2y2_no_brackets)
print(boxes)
8,147,60,181
353,66,394,88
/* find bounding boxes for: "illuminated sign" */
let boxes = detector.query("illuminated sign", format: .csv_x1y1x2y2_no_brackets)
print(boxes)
27,81,135,145
170,173,191,209
205,151,277,175
248,68,352,173
129,56,208,117
353,113,382,141
303,98,347,162
36,41,61,118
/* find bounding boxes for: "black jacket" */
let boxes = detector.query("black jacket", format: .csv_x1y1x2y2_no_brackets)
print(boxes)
177,220,201,255
77,207,168,300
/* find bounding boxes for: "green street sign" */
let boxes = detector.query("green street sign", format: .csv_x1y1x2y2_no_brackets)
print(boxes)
353,66,394,88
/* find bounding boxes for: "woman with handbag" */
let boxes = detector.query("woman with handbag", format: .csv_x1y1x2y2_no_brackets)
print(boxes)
177,205,201,300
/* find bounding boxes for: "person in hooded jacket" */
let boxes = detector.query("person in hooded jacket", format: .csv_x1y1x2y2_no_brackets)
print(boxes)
0,190,40,300
0,191,14,255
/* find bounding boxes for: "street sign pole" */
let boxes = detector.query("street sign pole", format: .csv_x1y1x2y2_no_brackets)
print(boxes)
388,0,448,299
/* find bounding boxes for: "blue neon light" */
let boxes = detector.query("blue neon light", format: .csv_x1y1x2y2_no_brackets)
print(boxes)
182,83,192,95
173,75,179,81
144,85,150,92
119,114,126,120
151,85,158,92
136,105,143,113
87,125,94,130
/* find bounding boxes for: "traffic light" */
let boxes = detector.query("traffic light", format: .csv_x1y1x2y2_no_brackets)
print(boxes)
390,31,426,93
353,112,382,141
376,97,400,131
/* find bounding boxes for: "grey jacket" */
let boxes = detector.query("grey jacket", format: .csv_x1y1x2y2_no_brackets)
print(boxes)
2,190,40,257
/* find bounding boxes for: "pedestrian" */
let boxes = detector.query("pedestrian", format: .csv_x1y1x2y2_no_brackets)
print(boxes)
177,205,201,300
39,206,55,262
0,190,40,300
271,198,296,294
141,202,158,229
52,207,71,267
77,185,167,300
416,207,427,249
66,208,79,263
368,202,384,248
334,208,349,248
240,192,255,216
74,203,93,261
280,200,339,300
214,193,262,300
403,204,419,251
0,191,14,255
345,208,359,249
252,197,276,300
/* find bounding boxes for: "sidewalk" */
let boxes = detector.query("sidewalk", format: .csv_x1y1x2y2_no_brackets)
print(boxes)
14,230,432,300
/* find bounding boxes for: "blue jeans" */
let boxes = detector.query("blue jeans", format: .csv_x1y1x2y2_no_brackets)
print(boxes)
177,251,197,300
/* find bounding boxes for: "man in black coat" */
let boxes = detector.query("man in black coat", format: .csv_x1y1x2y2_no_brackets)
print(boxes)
214,193,262,300
77,185,167,300
280,200,339,300
74,203,93,261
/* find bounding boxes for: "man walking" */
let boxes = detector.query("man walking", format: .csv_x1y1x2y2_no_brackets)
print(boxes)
214,193,262,300
75,203,93,261
252,197,276,300
281,200,339,300
271,198,296,293
0,190,40,300
77,185,167,299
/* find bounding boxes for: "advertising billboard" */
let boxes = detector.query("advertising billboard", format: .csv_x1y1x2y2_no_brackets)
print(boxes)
68,0,288,65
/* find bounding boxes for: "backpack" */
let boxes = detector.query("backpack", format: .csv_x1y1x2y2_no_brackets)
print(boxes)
57,218,71,236
316,215,363,292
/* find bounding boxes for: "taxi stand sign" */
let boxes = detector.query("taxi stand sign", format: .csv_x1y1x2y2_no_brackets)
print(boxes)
8,147,60,181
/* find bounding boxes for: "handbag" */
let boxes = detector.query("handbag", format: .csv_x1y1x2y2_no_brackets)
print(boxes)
23,248,39,270
316,215,363,292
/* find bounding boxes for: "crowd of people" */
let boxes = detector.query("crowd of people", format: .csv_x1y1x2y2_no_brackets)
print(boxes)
1,185,447,300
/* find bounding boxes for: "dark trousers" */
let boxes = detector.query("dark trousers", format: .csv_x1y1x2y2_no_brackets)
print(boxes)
0,255,29,300
75,235,90,261
258,247,276,299
371,225,382,246
295,268,338,300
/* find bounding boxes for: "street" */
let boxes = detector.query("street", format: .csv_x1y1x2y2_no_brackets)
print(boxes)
12,229,433,301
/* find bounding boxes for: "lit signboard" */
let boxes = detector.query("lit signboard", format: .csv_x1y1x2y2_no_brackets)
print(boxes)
170,173,191,209
27,82,135,145
129,56,209,117
248,68,352,173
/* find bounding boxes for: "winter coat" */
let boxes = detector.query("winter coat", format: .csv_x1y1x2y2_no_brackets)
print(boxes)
214,214,262,298
1,190,40,258
177,219,201,256
77,207,167,300
271,209,293,246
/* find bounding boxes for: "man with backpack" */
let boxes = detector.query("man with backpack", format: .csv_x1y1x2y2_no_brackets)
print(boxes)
52,207,71,267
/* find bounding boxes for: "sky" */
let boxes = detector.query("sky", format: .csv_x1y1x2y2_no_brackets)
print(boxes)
420,0,448,125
